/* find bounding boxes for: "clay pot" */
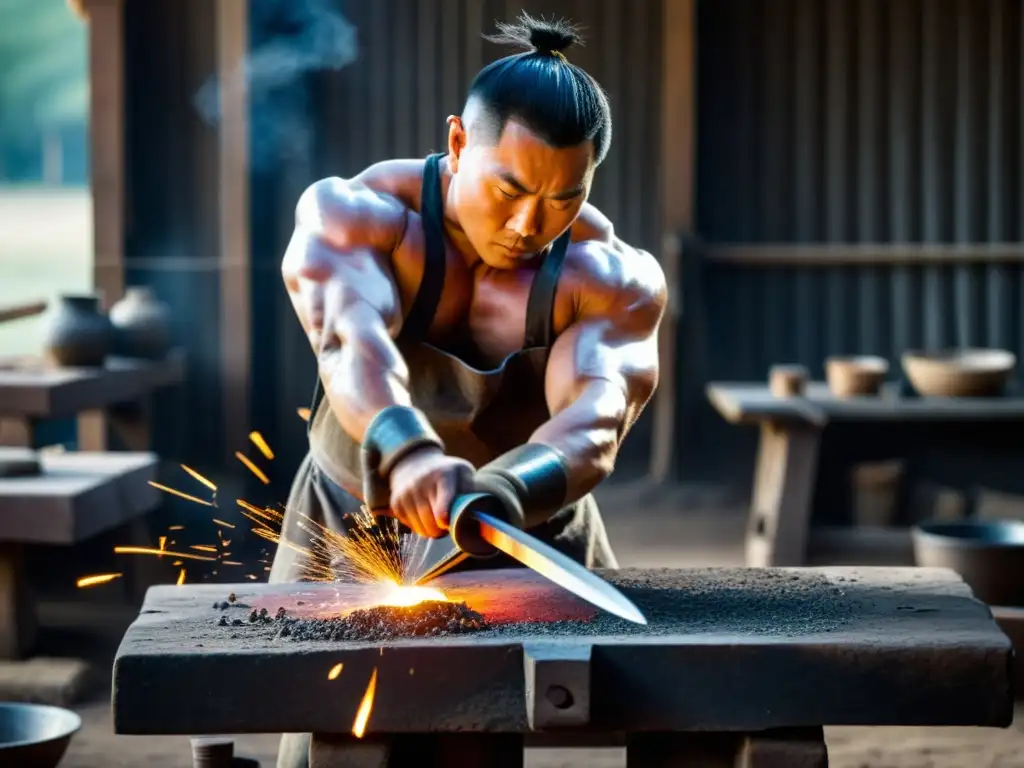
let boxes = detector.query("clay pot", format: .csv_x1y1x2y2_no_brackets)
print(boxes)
43,294,113,368
109,287,172,360
768,364,809,397
825,355,889,397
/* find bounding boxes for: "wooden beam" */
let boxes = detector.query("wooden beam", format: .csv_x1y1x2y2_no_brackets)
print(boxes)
703,243,1024,266
215,0,251,461
650,0,696,482
84,0,126,310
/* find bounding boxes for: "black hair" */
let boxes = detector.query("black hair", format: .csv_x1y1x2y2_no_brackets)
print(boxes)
465,12,612,165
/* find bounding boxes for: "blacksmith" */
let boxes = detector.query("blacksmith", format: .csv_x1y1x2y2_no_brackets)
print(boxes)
272,12,666,766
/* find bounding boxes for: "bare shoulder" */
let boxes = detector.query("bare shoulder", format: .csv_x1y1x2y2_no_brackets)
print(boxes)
563,209,667,328
294,158,427,254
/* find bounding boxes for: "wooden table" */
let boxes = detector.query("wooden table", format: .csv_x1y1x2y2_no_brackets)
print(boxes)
0,450,159,659
706,381,1024,567
112,566,1012,768
0,351,186,451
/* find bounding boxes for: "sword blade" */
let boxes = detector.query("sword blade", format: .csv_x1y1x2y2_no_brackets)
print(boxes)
474,511,647,625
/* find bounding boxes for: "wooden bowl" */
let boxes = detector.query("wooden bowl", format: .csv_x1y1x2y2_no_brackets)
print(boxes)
825,355,889,397
901,348,1015,397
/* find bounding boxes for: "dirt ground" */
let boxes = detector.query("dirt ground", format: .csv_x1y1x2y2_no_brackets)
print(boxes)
27,481,1024,766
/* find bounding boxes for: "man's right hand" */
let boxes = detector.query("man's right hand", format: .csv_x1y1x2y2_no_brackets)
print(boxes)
387,447,474,538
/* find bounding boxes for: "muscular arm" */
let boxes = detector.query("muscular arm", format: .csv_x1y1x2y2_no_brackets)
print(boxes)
531,239,667,502
281,176,412,443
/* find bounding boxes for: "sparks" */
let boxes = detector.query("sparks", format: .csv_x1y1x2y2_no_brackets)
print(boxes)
297,407,311,422
249,431,275,460
76,573,122,588
235,452,270,485
328,663,343,681
168,525,185,531
378,584,448,607
190,545,218,553
114,546,217,562
352,668,377,738
212,519,236,529
180,464,217,492
148,481,214,507
177,568,186,585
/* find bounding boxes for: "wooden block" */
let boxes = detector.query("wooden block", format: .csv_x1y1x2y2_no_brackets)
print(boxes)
0,451,158,544
991,606,1024,699
524,642,592,729
0,351,186,418
112,567,1012,736
737,727,827,768
0,544,34,659
0,448,41,478
0,656,94,705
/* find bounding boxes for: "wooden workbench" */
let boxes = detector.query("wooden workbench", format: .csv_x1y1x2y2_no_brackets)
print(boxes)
0,351,185,451
0,450,159,659
112,566,1012,767
706,381,1024,567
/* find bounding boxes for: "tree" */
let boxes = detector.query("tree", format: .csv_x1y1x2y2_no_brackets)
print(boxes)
0,0,88,141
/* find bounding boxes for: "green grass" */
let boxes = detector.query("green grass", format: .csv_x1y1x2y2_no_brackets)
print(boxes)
0,185,93,357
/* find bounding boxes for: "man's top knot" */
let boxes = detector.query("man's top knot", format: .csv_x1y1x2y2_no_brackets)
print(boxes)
484,12,584,57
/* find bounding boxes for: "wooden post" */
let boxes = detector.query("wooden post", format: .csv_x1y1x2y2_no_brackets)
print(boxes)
83,0,126,310
215,0,252,460
650,0,696,482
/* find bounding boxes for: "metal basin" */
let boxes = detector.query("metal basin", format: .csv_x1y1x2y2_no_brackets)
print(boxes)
0,703,81,768
913,519,1024,606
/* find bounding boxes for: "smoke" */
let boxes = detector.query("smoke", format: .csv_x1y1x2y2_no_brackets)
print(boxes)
195,0,358,172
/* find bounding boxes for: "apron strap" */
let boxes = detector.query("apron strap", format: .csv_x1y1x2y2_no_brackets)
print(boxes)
523,229,571,349
398,152,448,342
307,154,448,433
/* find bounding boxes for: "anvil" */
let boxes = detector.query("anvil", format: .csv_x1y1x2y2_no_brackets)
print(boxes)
112,566,1012,768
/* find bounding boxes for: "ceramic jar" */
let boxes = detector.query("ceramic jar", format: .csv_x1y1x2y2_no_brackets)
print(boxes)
43,294,113,368
109,287,172,360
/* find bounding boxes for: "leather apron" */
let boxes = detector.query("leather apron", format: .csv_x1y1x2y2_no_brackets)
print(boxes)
270,153,618,588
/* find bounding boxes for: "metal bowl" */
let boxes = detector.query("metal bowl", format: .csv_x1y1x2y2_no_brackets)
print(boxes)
901,348,1016,397
912,519,1024,606
0,703,81,768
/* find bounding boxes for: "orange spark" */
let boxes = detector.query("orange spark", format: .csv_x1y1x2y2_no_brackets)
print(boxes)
180,464,217,492
115,546,217,562
148,482,214,507
168,525,185,531
245,574,258,580
158,536,167,552
235,452,270,484
190,545,218,553
297,407,311,422
177,568,186,585
328,663,343,681
352,668,377,738
172,560,183,566
212,519,236,529
249,432,275,460
76,573,122,588
222,561,243,566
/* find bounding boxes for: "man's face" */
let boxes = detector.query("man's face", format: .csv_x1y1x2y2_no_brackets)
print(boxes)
450,119,595,270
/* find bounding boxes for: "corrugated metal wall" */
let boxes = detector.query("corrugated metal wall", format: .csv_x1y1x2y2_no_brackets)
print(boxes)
251,0,665,476
686,0,1024,477
123,0,222,468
